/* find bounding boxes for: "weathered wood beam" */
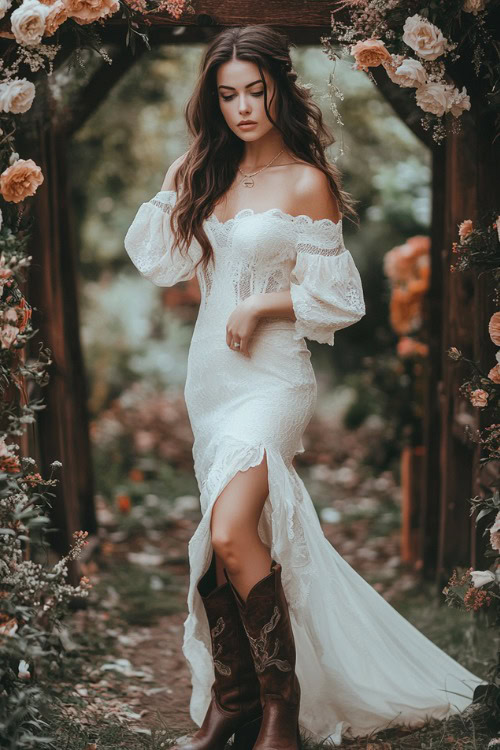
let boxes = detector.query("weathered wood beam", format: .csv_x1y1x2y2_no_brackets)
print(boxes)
60,43,147,137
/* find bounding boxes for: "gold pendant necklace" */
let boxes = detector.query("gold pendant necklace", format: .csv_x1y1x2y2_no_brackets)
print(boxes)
237,148,284,188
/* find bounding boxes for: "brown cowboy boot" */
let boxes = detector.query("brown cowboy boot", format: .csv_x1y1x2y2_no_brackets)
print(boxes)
172,554,262,750
226,561,302,750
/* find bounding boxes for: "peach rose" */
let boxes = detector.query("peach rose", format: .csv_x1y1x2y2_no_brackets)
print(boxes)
0,0,12,20
463,0,486,12
470,389,489,408
449,86,471,117
0,158,44,203
44,0,67,34
384,57,427,88
402,14,448,61
488,363,500,384
0,323,19,348
490,511,500,553
415,81,455,116
488,312,500,346
458,219,473,240
64,0,119,25
351,39,392,72
0,78,36,114
10,0,51,46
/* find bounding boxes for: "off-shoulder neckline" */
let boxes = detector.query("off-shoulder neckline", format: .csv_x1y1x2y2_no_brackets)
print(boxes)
155,189,342,229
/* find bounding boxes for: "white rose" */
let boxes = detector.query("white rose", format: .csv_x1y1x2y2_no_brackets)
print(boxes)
0,78,36,114
415,81,455,116
403,14,448,61
463,0,486,12
392,58,427,88
470,569,495,588
10,0,51,46
0,0,12,20
449,85,471,117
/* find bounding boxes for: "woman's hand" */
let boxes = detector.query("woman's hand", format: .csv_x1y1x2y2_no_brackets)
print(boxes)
226,296,262,357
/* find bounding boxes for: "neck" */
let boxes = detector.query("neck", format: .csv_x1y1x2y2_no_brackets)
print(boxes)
241,130,286,169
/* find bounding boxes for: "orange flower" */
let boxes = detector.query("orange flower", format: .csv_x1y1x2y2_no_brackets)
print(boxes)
116,493,131,513
45,0,68,35
15,298,32,333
351,39,392,72
129,468,144,482
0,159,44,203
488,312,500,346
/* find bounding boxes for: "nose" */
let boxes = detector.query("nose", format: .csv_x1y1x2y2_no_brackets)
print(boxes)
238,94,251,114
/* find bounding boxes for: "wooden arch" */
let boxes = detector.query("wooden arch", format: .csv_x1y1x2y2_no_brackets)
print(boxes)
20,3,499,587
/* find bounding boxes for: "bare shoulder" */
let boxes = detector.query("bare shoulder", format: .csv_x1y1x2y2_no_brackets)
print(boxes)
290,163,341,223
160,151,189,191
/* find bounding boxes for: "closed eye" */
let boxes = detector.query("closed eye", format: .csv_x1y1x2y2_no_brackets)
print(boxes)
221,92,264,101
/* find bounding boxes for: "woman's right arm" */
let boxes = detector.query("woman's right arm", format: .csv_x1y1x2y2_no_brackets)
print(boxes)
124,152,199,287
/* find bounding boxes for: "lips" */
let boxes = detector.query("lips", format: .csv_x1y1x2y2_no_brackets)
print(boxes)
238,121,256,125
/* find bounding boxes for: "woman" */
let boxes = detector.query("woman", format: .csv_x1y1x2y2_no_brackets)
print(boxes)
124,25,483,749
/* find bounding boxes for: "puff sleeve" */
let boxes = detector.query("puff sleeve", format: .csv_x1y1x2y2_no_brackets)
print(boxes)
124,189,200,286
290,217,366,345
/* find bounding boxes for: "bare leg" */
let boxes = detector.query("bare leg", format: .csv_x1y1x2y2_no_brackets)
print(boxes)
210,451,272,601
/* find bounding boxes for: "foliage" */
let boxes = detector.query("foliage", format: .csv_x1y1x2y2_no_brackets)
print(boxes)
443,210,500,727
0,454,91,748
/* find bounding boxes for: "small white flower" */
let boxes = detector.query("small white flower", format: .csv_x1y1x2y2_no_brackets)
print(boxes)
403,14,448,61
8,151,19,165
18,659,30,679
470,569,495,588
495,215,500,244
0,208,2,231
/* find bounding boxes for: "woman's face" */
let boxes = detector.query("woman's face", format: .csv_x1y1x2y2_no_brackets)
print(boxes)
216,58,277,142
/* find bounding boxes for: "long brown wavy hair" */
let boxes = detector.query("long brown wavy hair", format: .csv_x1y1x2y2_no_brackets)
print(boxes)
169,25,359,271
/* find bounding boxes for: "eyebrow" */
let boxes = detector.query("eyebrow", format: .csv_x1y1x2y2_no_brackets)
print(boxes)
218,79,264,90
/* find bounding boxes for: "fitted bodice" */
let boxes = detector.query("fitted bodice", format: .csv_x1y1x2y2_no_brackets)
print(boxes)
124,188,365,347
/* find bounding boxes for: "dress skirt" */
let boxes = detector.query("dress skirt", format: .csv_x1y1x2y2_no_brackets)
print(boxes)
181,321,484,746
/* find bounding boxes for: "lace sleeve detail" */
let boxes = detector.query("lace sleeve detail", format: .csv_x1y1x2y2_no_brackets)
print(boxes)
290,219,365,345
124,189,200,286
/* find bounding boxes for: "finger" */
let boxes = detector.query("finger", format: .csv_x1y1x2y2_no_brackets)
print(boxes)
226,327,232,349
239,337,249,357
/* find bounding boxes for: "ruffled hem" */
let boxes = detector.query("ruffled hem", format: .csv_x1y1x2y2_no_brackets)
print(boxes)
181,435,486,745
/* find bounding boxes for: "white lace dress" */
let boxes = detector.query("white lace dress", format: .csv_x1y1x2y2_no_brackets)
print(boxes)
124,189,484,745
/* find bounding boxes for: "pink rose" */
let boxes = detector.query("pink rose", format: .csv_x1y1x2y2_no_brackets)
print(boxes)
351,39,392,72
458,219,473,240
0,158,44,203
470,389,489,408
490,511,500,553
488,364,500,384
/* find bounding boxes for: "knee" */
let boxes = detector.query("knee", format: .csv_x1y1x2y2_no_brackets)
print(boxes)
211,524,243,575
